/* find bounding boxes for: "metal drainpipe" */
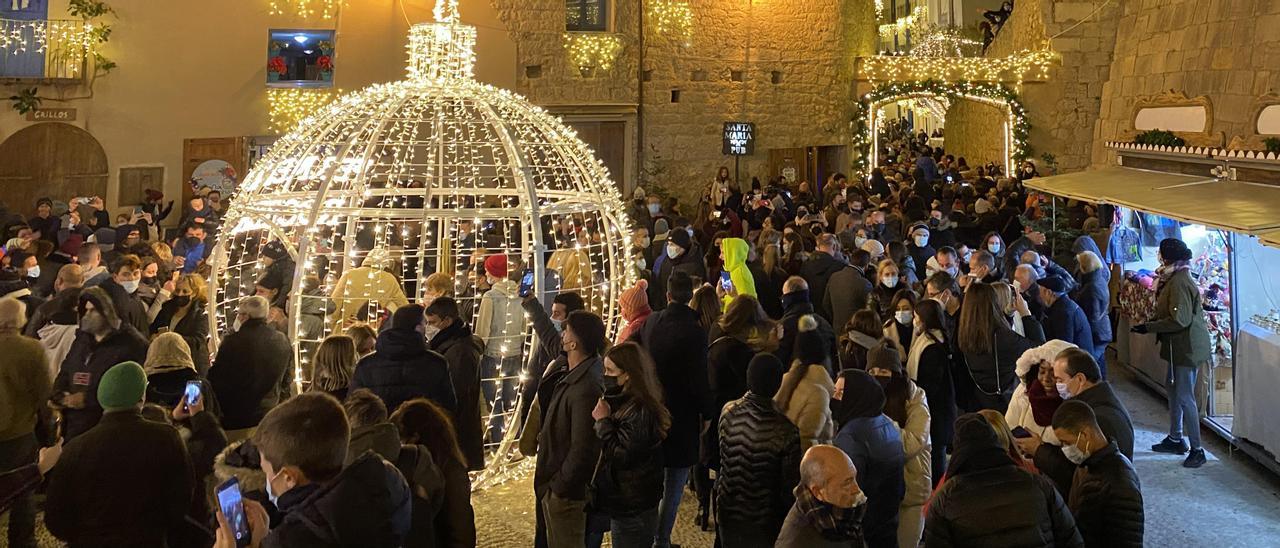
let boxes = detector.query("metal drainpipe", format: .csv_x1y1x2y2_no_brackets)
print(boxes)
636,0,646,193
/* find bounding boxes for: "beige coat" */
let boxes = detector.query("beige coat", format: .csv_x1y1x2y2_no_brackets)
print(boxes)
899,381,933,507
329,266,408,330
777,364,835,450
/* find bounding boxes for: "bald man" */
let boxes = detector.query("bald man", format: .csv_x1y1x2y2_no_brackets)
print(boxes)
776,445,867,547
776,276,838,372
25,264,84,337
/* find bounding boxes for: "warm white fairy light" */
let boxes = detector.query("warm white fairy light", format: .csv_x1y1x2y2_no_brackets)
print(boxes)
210,0,632,486
0,18,99,77
268,0,342,19
564,32,625,74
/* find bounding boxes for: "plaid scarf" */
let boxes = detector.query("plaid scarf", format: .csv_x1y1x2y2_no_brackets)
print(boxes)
792,484,867,542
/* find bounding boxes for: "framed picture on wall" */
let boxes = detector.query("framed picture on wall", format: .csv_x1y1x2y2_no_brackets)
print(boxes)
117,166,166,206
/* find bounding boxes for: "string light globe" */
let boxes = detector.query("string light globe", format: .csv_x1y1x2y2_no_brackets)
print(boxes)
209,0,633,481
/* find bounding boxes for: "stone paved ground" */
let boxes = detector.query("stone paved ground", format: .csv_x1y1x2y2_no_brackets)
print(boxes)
7,367,1280,547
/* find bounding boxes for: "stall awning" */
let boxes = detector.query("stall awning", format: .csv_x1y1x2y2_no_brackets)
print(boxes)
1258,230,1280,250
1026,167,1280,235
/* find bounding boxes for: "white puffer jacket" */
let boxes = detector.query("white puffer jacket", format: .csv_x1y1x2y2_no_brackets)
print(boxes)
899,381,932,507
1005,339,1076,445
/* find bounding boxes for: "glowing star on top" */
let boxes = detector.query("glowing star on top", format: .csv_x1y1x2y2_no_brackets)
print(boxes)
209,0,634,484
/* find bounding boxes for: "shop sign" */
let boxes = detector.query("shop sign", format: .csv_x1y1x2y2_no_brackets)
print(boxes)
723,122,755,156
26,108,77,122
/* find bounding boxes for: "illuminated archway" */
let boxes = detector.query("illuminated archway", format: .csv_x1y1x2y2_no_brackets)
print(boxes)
852,80,1030,178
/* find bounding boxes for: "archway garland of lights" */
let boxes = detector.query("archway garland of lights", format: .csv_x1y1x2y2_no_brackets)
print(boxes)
852,80,1031,178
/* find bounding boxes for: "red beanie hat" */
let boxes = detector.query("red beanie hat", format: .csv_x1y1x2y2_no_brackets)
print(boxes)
620,279,651,320
484,254,508,279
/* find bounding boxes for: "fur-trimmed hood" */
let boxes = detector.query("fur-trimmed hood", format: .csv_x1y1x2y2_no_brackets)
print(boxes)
213,439,267,494
1015,339,1077,378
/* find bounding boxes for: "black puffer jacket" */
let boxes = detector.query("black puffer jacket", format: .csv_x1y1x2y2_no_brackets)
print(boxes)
352,327,458,417
1068,441,1144,548
715,392,802,529
590,392,666,517
264,452,412,548
703,335,753,468
1034,381,1134,497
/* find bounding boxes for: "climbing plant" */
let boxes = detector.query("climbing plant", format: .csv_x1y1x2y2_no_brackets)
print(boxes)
7,0,117,113
850,79,1030,178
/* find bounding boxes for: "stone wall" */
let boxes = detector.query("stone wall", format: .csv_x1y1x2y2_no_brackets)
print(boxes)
1092,0,1280,165
943,0,1121,174
943,99,1008,166
490,0,876,205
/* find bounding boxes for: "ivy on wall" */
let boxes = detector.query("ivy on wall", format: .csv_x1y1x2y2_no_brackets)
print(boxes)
851,79,1030,177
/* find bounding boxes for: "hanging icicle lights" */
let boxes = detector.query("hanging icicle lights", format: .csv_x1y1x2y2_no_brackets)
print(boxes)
266,88,339,134
860,49,1057,86
268,0,343,19
564,32,625,73
211,0,633,485
0,18,98,76
648,0,693,46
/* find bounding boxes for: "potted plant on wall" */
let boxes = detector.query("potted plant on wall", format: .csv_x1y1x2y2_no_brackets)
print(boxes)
268,56,287,82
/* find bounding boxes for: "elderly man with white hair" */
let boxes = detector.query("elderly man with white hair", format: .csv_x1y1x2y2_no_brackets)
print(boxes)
1014,264,1046,321
208,295,295,441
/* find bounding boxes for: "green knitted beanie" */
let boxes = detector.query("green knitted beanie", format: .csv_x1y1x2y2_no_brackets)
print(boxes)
98,361,148,412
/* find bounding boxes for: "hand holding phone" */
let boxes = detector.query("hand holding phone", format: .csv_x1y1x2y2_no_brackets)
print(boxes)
1011,426,1032,439
216,478,253,547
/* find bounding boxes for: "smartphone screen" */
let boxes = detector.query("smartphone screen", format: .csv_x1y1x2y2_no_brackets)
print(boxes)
184,381,202,408
518,270,534,298
1011,426,1032,439
216,478,251,547
719,272,733,292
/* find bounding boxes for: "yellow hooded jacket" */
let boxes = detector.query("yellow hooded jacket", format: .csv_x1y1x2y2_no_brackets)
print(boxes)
720,237,757,307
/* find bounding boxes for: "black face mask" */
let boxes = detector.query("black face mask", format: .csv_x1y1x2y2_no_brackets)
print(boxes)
602,374,622,396
172,295,192,308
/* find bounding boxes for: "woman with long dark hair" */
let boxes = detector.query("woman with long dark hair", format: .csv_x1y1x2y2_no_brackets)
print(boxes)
957,283,1044,411
840,309,884,371
907,299,956,487
865,341,931,548
883,288,917,356
392,398,477,548
587,343,671,548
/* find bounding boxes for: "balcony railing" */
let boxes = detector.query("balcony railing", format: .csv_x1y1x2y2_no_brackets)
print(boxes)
0,18,93,81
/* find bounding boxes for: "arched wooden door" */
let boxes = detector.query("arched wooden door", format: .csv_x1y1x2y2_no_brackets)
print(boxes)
0,123,109,214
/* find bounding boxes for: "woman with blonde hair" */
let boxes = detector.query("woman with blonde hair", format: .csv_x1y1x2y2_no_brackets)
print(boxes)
309,335,358,401
1072,249,1112,375
868,258,904,321
989,281,1025,335
150,273,211,374
690,284,722,345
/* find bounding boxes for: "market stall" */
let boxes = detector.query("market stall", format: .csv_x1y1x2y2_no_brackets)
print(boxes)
1026,163,1280,472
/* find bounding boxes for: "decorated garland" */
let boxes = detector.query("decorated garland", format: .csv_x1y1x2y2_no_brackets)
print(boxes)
851,79,1030,177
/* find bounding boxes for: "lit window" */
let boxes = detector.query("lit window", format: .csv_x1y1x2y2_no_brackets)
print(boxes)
566,0,608,32
268,29,336,88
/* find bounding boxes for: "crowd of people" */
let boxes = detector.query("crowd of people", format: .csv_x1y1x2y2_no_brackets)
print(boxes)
0,121,1214,547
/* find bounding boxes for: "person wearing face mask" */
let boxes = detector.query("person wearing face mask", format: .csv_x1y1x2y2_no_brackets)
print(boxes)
45,361,196,548
585,342,670,548
1005,340,1074,451
1002,228,1047,285
647,227,706,312
422,297,484,471
905,224,935,281
775,445,868,547
907,299,955,487
864,343,931,548
214,393,412,547
96,254,150,336
831,368,904,548
519,291,586,431
882,290,916,357
615,279,653,344
51,288,149,441
1050,400,1144,548
1132,237,1210,469
149,274,211,374
923,413,1083,547
1014,348,1133,498
868,259,904,322
925,246,960,281
208,296,295,441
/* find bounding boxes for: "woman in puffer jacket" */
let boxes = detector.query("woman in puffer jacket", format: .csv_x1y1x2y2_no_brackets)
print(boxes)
588,342,670,548
775,315,836,450
865,342,931,548
1005,340,1074,446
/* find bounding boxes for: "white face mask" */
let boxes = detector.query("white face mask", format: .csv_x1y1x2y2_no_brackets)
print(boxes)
882,276,898,288
666,243,683,260
989,243,1002,254
121,279,140,294
26,265,40,279
266,468,286,506
855,237,868,248
1056,380,1073,400
551,319,564,332
894,310,913,325
1061,437,1091,465
648,203,661,215
232,317,243,332
422,324,441,341
913,236,929,248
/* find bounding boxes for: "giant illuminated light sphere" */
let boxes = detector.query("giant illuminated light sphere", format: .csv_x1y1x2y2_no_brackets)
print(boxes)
208,0,633,466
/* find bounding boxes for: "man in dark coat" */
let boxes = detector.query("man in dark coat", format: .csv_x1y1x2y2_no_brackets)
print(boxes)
534,311,607,548
51,287,149,441
1016,348,1135,498
1052,400,1144,548
634,271,711,548
905,224,936,282
208,296,295,436
648,228,706,311
1003,229,1046,283
716,354,802,546
799,234,846,323
351,304,458,417
1038,276,1095,356
1071,255,1112,377
518,292,585,427
776,276,839,373
823,250,873,336
925,414,1083,547
776,445,868,548
97,253,150,336
46,362,194,547
425,297,485,471
25,263,83,337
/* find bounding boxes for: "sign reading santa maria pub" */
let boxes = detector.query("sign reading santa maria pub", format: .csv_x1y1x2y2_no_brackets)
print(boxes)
723,122,755,156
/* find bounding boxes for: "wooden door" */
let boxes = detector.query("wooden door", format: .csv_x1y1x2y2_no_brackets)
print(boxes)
182,137,248,203
767,147,813,187
565,121,627,195
0,123,108,214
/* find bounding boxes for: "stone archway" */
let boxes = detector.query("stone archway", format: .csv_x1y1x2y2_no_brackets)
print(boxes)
852,81,1030,178
0,123,109,213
